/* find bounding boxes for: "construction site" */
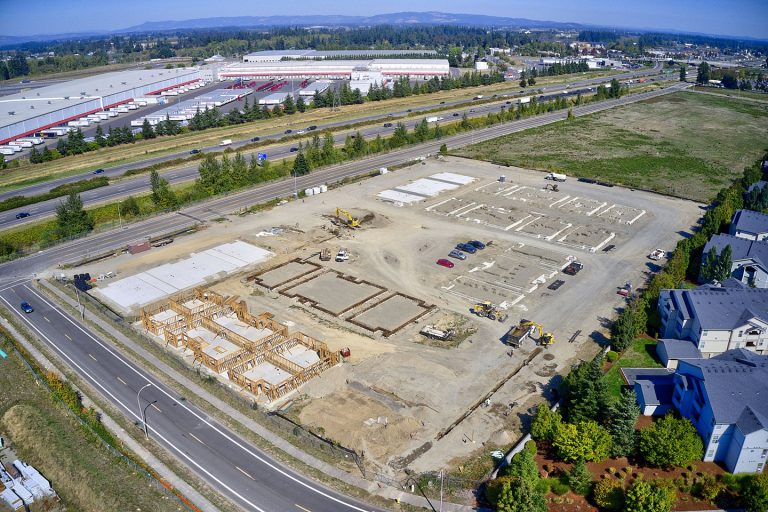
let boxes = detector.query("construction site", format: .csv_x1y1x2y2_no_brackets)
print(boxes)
76,156,704,477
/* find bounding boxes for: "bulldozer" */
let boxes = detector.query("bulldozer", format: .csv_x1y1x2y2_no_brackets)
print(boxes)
335,208,360,228
470,301,508,322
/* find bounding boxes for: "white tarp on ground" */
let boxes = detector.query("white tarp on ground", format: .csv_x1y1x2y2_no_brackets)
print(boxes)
395,178,459,197
377,189,426,204
429,172,475,185
98,240,272,310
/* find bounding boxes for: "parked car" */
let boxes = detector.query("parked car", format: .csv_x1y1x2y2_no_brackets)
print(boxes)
189,149,201,154
602,244,616,252
563,261,584,276
15,212,31,219
468,240,486,250
456,243,477,254
289,147,298,152
448,249,466,260
20,302,33,314
436,258,455,268
93,168,105,174
251,136,260,142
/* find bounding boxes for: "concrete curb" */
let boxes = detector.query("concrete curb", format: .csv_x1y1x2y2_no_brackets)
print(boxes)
0,316,221,512
38,279,484,511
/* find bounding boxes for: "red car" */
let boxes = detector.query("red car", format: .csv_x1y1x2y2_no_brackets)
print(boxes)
436,258,454,268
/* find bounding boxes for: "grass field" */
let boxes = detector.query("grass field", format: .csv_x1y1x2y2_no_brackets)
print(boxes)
603,338,663,399
458,91,768,202
0,70,620,192
0,335,180,512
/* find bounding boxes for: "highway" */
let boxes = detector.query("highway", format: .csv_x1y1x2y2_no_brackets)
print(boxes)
1,73,672,230
0,282,380,512
0,79,688,512
0,62,665,205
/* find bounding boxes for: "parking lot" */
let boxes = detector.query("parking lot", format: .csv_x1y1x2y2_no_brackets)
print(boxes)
77,155,703,475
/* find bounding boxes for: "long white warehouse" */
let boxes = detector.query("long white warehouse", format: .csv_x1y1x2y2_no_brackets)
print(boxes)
0,67,202,145
219,59,450,81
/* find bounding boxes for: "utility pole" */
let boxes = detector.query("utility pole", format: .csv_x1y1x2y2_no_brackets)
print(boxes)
137,383,153,439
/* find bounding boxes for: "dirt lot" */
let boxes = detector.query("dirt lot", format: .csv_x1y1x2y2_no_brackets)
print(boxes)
457,91,768,202
71,156,703,478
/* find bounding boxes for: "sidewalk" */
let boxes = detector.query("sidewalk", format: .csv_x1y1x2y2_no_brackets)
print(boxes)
38,279,484,512
0,316,221,512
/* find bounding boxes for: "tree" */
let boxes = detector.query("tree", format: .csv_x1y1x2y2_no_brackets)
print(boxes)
496,477,547,512
696,62,711,84
95,124,107,147
439,143,448,156
519,78,527,88
567,459,593,496
567,108,574,120
55,192,93,238
701,245,720,282
714,243,732,281
721,73,738,89
296,96,306,113
530,405,562,442
149,169,176,209
553,420,612,462
562,355,610,423
607,389,641,457
292,152,310,177
29,146,42,164
141,119,156,139
679,66,687,82
283,94,296,114
624,478,675,512
593,478,625,511
637,414,703,468
742,472,768,512
119,196,140,217
500,441,539,481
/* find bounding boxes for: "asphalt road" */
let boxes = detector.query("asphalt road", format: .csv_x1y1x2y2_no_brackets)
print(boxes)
0,282,379,512
1,76,671,230
0,79,688,512
0,62,665,205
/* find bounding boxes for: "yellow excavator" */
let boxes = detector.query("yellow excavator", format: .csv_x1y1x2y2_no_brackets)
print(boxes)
506,319,555,347
335,208,360,228
470,301,508,322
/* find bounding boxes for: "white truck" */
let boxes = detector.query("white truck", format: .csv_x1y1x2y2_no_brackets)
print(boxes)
335,249,349,262
648,249,666,261
425,116,444,123
219,139,233,146
517,96,531,105
17,137,43,145
11,140,32,148
474,95,484,100
545,172,567,182
0,147,16,155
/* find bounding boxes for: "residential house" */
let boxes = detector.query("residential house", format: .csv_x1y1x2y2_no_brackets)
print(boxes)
702,233,768,288
632,349,768,474
656,338,703,369
729,209,768,241
658,282,768,357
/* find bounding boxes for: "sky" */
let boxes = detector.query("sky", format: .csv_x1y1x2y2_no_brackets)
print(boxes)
0,0,766,39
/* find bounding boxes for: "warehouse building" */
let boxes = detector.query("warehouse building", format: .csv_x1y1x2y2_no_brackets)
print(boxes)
219,58,449,81
243,49,439,62
0,67,202,145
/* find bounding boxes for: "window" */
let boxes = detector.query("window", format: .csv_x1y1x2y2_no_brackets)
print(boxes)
738,331,743,337
712,436,720,443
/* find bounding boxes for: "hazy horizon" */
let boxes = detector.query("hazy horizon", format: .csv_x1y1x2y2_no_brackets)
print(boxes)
0,1,766,40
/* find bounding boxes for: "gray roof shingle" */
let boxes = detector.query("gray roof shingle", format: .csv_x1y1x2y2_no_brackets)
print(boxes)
730,209,768,236
703,233,768,270
658,339,703,360
661,287,768,330
680,349,768,431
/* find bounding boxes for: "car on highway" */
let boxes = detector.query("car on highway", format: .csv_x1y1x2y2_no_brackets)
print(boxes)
93,168,105,174
436,258,455,268
440,101,445,104
468,240,486,250
448,249,466,260
307,125,317,131
407,109,413,112
383,123,393,128
284,129,292,134
296,130,306,135
15,212,31,219
189,149,201,154
251,137,260,142
453,112,460,117
456,243,477,254
289,147,298,152
20,302,33,314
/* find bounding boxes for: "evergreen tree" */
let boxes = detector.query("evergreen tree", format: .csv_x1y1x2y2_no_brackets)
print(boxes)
562,355,610,423
714,244,733,282
638,414,703,468
292,152,310,177
530,405,562,442
567,459,593,496
29,146,42,164
696,62,711,84
296,96,306,113
283,94,296,114
141,118,156,139
679,66,687,82
624,478,674,512
149,169,176,209
496,477,547,512
120,196,141,217
95,124,107,147
607,389,641,457
55,192,93,238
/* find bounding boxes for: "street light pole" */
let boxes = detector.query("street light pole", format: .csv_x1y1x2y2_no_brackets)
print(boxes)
137,383,153,439
143,400,158,440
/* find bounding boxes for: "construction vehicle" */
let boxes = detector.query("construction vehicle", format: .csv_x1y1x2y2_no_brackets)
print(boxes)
505,319,554,347
648,249,665,261
335,208,360,228
544,183,559,192
335,248,349,262
470,301,508,322
319,248,331,261
420,325,455,341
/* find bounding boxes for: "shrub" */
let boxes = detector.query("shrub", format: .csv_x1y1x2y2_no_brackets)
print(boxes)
530,405,562,442
593,478,625,511
742,472,768,512
637,414,703,468
625,478,675,512
693,473,722,501
548,476,570,496
606,350,619,362
554,420,613,463
485,475,515,507
568,459,594,496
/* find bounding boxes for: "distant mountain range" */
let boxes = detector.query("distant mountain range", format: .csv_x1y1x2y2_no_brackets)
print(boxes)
0,11,584,46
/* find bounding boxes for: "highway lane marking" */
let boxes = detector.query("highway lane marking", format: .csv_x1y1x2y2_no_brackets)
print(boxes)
88,353,97,361
295,505,312,512
117,376,127,385
64,334,72,341
43,316,50,323
4,289,268,512
151,403,162,413
189,432,206,446
236,466,255,481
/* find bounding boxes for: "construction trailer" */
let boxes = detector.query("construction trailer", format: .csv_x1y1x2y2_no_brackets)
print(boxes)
141,287,339,401
419,325,455,341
